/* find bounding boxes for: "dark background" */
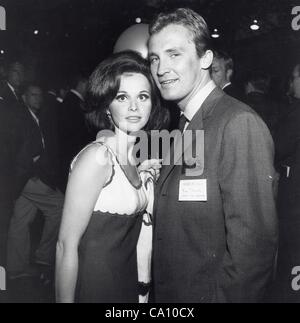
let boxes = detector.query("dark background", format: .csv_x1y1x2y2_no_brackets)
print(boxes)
0,0,299,93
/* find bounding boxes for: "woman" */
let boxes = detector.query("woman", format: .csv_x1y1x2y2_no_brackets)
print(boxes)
55,51,168,303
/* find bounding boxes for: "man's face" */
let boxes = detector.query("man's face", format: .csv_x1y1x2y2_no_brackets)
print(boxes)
24,86,43,112
8,63,25,89
211,58,228,88
148,24,204,108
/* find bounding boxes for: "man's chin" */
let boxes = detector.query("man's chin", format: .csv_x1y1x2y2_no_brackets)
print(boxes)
161,91,179,102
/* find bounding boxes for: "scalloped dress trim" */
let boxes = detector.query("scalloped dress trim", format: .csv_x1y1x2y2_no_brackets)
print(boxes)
96,141,143,190
92,209,145,218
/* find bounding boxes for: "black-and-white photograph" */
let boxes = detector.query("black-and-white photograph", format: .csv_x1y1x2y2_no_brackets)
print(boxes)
0,0,300,306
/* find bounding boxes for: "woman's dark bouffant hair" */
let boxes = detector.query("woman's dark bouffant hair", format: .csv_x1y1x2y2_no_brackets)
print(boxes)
85,50,169,133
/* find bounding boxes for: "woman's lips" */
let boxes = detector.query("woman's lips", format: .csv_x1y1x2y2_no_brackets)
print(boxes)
126,116,142,122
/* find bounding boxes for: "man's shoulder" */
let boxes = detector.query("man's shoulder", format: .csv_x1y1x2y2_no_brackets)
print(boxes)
217,92,258,120
0,81,10,98
215,94,274,145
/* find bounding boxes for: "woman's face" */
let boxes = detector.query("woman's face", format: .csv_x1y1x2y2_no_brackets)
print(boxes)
108,72,152,133
291,65,300,99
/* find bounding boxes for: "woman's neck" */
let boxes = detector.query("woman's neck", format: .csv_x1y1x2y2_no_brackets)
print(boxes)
114,128,137,165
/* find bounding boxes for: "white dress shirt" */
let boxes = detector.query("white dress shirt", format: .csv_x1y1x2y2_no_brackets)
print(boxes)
181,80,216,131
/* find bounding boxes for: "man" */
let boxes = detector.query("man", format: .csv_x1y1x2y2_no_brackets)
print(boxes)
211,50,244,101
59,72,92,192
0,61,29,266
0,60,25,106
275,63,300,302
244,71,278,137
7,84,64,279
148,8,277,302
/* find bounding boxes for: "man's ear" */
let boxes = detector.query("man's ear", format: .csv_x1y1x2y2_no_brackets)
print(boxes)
226,69,233,82
22,94,26,102
200,50,214,69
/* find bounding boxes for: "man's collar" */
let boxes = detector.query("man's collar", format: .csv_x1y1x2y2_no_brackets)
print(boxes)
70,89,84,102
222,82,231,90
48,90,57,96
183,80,216,122
7,82,16,94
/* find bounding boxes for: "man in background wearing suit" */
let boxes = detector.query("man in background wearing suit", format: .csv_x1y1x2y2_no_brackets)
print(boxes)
0,60,27,266
0,60,24,107
244,70,279,138
148,8,277,302
7,84,64,279
59,73,91,192
0,99,21,267
211,49,244,101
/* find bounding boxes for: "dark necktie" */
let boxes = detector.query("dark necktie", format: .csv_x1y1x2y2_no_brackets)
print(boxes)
178,114,188,132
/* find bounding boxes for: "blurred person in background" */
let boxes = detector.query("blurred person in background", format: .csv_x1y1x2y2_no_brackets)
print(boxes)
211,49,244,101
275,62,300,302
7,84,64,280
59,72,92,192
244,70,279,138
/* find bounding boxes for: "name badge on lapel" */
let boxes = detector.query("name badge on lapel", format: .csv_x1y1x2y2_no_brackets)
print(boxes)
178,179,207,201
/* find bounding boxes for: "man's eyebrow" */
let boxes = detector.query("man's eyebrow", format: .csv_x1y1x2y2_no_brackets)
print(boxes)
149,47,183,57
148,52,157,57
165,47,184,53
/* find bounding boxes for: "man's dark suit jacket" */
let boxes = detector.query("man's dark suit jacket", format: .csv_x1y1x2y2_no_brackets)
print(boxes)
0,81,60,196
59,91,92,191
0,81,20,107
39,92,61,189
245,92,279,138
223,83,245,102
0,100,21,202
275,99,300,302
0,81,32,198
0,100,21,265
275,99,300,210
0,91,34,265
14,104,59,193
153,87,278,303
